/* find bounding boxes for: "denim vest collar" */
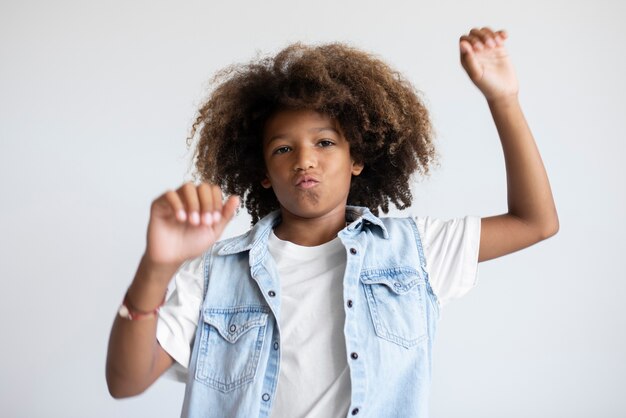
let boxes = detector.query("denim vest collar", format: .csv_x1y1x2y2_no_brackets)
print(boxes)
217,205,389,257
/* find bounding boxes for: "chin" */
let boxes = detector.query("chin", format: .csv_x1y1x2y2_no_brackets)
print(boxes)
280,202,346,221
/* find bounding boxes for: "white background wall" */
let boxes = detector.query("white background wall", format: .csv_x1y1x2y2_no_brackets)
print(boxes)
1,0,624,417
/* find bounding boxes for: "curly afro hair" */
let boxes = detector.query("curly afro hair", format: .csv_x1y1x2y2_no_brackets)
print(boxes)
187,42,438,224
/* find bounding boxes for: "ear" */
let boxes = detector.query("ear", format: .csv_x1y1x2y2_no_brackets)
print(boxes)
261,176,272,189
351,161,364,176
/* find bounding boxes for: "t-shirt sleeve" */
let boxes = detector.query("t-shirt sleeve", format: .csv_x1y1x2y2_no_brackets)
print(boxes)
414,215,481,307
156,255,204,376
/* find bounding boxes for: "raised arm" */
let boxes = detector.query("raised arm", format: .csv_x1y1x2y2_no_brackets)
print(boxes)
459,27,559,263
106,183,239,398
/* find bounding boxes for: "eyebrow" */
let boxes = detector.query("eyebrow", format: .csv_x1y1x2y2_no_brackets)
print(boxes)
266,127,340,144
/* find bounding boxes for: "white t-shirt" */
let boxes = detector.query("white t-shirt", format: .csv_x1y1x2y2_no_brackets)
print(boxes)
267,231,350,418
156,215,481,413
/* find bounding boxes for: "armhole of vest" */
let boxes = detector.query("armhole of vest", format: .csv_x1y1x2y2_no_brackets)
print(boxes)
407,217,441,311
202,245,215,299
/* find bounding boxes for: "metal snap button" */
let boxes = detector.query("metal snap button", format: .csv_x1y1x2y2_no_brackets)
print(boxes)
262,393,270,401
350,248,357,255
229,324,237,333
351,407,360,415
351,352,359,360
268,290,276,297
347,300,353,308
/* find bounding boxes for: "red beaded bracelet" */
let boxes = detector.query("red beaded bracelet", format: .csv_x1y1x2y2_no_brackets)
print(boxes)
117,291,165,321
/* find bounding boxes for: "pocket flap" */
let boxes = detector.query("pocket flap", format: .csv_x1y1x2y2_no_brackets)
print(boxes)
203,308,269,344
360,267,423,295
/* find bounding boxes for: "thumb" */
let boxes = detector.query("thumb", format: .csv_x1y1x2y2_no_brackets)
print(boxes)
221,195,240,223
208,195,241,240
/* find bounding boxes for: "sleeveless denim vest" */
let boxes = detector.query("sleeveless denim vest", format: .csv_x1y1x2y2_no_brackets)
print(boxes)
181,206,440,418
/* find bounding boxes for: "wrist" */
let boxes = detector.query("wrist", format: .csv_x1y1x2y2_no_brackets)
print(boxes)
137,254,182,288
124,282,167,314
118,290,165,321
140,252,184,275
486,92,519,108
125,255,178,312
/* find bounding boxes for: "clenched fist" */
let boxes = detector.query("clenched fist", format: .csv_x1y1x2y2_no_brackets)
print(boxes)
459,27,519,103
145,182,240,268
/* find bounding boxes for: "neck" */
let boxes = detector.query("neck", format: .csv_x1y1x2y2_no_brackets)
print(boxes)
273,206,346,246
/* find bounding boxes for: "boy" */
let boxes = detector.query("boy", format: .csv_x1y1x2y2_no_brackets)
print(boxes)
107,27,559,417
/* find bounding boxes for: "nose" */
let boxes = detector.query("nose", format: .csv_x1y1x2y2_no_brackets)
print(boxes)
294,146,316,171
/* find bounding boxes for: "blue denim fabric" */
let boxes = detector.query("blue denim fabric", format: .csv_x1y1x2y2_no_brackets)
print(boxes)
181,206,440,418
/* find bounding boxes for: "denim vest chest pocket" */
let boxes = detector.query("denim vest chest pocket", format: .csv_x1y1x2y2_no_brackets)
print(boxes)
195,306,270,393
360,267,428,349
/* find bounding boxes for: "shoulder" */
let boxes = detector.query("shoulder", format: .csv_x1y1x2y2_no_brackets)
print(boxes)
408,214,482,306
376,214,479,238
410,214,481,267
373,213,481,245
411,215,481,247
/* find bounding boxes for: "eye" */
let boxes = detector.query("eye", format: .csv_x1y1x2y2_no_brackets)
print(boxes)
273,146,291,155
318,139,335,147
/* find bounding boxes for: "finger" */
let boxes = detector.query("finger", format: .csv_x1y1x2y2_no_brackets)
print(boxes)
459,39,482,81
471,27,496,48
179,182,201,226
494,29,508,46
197,183,214,226
480,27,498,48
468,28,487,47
162,190,187,222
480,26,496,36
211,185,223,223
461,33,484,51
459,39,474,55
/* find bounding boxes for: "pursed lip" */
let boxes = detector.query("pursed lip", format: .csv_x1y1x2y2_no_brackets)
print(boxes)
294,174,320,189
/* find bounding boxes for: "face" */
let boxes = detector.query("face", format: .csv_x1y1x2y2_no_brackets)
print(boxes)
261,109,364,221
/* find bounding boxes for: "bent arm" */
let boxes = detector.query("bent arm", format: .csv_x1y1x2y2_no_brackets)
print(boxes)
106,256,176,398
458,27,559,262
106,184,239,397
478,97,559,262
